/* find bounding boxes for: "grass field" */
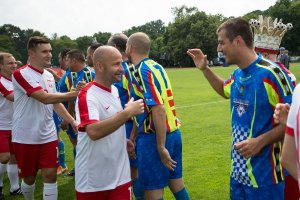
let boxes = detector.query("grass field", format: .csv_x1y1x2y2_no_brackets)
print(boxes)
2,63,300,199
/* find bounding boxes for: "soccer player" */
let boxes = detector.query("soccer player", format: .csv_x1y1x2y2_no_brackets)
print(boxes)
86,43,103,68
58,49,95,177
187,18,294,199
107,33,144,199
0,53,21,199
12,36,82,200
126,32,190,200
75,45,144,199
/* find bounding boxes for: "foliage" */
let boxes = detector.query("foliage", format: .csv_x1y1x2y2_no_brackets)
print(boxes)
1,1,300,66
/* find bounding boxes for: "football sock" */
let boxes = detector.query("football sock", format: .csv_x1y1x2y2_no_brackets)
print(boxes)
0,163,6,187
43,182,57,200
7,164,20,192
21,180,35,200
173,187,190,200
58,140,66,168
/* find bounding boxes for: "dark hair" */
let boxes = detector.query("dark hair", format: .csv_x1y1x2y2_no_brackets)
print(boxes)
60,48,72,59
217,18,253,49
89,43,103,51
107,33,128,52
27,36,50,50
66,49,85,63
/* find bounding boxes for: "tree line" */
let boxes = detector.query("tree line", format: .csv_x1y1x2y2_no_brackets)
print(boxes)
0,0,299,67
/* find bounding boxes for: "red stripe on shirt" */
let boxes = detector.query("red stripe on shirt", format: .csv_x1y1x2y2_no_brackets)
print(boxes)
286,126,295,137
224,76,234,87
263,78,284,103
147,71,160,104
77,82,98,132
13,67,43,96
0,81,12,97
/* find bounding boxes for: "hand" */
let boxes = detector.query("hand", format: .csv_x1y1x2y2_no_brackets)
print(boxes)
273,103,290,125
73,81,86,91
187,49,209,70
70,119,78,133
158,147,177,171
127,139,136,160
125,98,144,117
234,138,262,159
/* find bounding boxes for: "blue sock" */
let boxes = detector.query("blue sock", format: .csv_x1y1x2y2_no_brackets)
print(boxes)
73,147,76,159
173,187,190,200
58,140,66,168
132,178,144,200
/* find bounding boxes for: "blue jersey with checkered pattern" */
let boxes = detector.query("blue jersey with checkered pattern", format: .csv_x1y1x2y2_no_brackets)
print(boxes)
223,54,293,187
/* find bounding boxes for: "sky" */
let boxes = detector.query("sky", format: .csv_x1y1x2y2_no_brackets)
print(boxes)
0,0,278,39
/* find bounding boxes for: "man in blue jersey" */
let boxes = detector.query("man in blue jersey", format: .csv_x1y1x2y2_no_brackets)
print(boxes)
107,33,145,200
187,18,293,200
126,32,190,200
58,49,95,176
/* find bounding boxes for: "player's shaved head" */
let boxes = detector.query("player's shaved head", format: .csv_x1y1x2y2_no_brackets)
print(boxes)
93,45,121,66
127,32,151,55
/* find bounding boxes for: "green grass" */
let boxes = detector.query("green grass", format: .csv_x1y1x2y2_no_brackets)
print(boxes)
2,63,300,199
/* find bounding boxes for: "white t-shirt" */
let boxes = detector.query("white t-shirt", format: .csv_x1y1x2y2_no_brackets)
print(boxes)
0,75,13,130
12,65,57,144
75,81,130,192
286,84,300,192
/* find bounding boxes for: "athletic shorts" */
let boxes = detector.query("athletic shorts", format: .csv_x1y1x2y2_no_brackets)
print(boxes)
67,123,77,140
13,140,59,177
0,130,14,154
76,181,132,200
230,177,284,200
137,129,182,190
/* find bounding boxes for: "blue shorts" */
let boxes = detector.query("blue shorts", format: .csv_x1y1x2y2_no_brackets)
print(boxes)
230,177,284,200
53,112,61,133
67,124,77,140
137,129,182,190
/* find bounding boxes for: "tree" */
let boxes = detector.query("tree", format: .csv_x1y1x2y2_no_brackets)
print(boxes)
124,19,166,41
75,36,93,53
51,35,78,66
92,32,111,45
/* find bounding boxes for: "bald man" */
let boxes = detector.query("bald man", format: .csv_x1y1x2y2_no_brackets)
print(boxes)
75,46,144,200
126,32,190,200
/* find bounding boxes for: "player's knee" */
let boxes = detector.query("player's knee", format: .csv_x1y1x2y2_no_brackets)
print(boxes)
0,153,10,164
42,168,57,183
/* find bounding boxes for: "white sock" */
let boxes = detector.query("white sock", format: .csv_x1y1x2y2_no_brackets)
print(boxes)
43,182,57,200
7,164,20,192
21,180,35,200
0,163,7,187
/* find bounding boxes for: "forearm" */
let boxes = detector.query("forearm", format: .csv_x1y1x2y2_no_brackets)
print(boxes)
280,134,298,180
53,103,75,124
152,105,167,150
129,122,138,141
257,124,285,148
86,109,131,141
34,91,78,104
201,67,227,98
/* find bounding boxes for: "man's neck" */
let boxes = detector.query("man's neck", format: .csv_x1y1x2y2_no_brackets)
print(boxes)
71,63,86,72
132,55,148,66
28,61,45,72
0,72,12,79
237,50,258,70
94,76,111,89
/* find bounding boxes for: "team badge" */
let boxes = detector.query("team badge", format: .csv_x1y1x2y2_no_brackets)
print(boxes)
233,99,248,117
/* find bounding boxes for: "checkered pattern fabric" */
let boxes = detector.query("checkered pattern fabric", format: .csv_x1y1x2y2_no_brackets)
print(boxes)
231,124,252,187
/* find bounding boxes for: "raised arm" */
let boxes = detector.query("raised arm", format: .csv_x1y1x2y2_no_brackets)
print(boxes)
187,49,227,98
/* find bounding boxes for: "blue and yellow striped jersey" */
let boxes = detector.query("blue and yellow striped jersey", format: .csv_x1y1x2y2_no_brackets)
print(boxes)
128,58,180,134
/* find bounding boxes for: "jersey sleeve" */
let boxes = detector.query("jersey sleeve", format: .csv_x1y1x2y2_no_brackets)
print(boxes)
13,69,43,96
0,81,13,97
58,73,70,92
263,66,293,107
223,73,235,98
77,89,99,132
139,66,163,107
